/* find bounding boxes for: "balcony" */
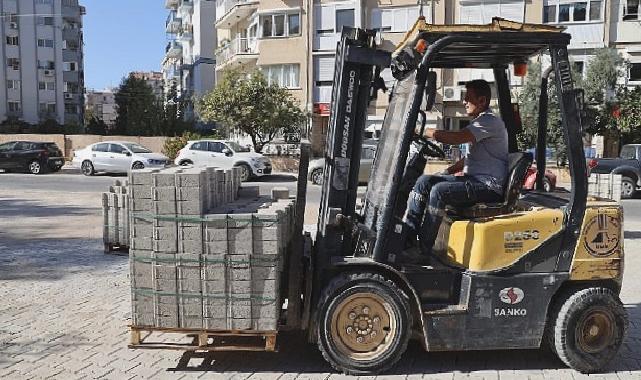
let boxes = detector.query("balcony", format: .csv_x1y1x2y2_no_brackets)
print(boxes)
165,0,179,9
215,37,259,68
166,12,182,34
215,0,259,29
179,24,193,41
179,0,193,13
166,41,183,59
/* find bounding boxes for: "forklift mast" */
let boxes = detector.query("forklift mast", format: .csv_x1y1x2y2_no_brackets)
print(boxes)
315,28,390,260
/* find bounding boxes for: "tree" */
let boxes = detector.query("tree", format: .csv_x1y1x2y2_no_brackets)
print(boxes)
516,61,567,163
114,74,163,136
197,67,307,152
616,86,641,145
162,82,194,137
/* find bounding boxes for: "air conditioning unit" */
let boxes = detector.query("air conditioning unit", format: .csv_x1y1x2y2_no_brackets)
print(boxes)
9,22,18,29
443,86,463,102
64,93,74,100
43,69,54,76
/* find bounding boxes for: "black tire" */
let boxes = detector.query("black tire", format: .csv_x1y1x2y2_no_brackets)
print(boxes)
28,160,43,175
317,272,412,376
179,159,193,166
132,161,145,170
81,160,95,176
236,163,252,182
543,178,553,192
620,176,635,199
311,168,323,185
550,287,628,373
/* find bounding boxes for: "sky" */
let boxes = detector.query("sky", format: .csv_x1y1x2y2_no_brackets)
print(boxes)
82,0,167,91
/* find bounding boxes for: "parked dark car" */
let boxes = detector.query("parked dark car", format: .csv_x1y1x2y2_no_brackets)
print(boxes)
588,144,641,199
0,141,64,174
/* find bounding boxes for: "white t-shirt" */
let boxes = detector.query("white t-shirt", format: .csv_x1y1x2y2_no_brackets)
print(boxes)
463,109,509,194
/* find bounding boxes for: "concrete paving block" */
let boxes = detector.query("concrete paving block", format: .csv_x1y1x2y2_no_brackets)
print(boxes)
253,319,278,331
131,221,153,238
231,280,251,294
180,316,203,329
178,223,202,241
131,237,152,251
178,296,203,317
202,280,226,294
177,277,202,294
131,261,153,289
131,198,152,212
153,201,177,215
153,226,177,241
203,299,228,319
129,249,153,258
228,239,253,255
152,264,177,280
178,186,205,202
253,240,279,255
203,318,228,330
230,318,252,330
130,185,152,199
132,312,155,327
251,302,279,319
153,187,176,202
153,239,178,253
154,278,177,293
252,226,279,241
230,265,251,281
251,265,279,280
271,187,290,200
203,216,227,242
205,241,228,255
129,169,157,185
177,265,201,280
231,302,251,319
153,218,177,228
155,315,179,328
178,239,203,255
152,170,179,187
227,214,253,228
176,169,206,187
252,279,278,297
228,227,252,242
177,200,205,215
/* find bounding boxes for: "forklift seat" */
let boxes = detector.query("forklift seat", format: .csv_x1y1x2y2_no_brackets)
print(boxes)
447,152,533,218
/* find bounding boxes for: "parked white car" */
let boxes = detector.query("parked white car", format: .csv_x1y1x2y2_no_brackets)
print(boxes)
73,141,169,176
174,140,272,181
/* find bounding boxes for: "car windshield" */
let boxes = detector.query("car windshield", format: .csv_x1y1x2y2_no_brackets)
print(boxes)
123,143,152,153
226,141,250,152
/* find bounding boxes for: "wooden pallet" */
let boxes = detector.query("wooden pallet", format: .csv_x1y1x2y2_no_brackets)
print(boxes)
129,326,278,352
104,243,129,255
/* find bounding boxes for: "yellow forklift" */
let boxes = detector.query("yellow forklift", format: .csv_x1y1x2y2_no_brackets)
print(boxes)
285,19,628,375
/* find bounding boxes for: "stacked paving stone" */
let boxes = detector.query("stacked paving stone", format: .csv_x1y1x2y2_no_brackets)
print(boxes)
128,166,294,332
102,180,130,251
588,173,622,202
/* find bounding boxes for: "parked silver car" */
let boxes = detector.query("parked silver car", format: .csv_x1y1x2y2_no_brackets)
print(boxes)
72,141,169,176
307,143,377,185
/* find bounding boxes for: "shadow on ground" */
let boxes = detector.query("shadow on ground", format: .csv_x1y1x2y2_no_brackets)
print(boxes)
624,230,641,240
253,174,297,183
0,238,127,281
0,198,98,218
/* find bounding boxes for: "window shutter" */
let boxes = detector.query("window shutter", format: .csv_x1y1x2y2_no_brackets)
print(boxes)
459,2,483,24
315,56,335,81
381,9,393,30
500,1,524,22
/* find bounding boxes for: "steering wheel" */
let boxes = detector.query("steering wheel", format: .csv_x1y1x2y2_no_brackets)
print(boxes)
415,135,446,159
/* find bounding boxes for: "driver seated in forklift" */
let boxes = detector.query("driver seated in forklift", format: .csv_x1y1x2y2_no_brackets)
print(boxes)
403,79,509,257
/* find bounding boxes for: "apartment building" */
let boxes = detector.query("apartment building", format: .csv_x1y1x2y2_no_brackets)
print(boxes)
162,0,217,120
130,71,165,100
85,89,116,126
215,0,311,120
0,0,85,126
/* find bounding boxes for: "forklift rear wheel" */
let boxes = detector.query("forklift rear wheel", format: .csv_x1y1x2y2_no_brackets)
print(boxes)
551,287,628,373
317,272,411,375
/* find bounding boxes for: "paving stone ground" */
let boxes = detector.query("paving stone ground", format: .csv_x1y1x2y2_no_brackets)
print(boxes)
0,190,640,380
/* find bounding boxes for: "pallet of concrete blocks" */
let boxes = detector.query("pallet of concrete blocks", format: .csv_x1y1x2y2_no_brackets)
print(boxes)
102,179,130,254
588,173,622,202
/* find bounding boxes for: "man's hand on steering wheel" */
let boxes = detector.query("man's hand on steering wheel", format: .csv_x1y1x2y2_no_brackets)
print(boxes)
413,128,446,159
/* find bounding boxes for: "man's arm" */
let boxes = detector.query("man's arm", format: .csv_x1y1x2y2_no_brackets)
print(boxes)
424,128,476,145
446,158,465,174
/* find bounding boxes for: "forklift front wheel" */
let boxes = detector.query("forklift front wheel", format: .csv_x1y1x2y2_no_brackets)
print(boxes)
317,272,411,375
551,287,628,373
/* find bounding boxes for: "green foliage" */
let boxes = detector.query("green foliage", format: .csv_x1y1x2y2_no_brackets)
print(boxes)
617,86,641,145
197,67,307,153
583,48,624,105
162,131,202,160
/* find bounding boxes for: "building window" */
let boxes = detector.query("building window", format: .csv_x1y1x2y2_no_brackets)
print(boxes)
38,60,55,70
7,58,20,70
288,14,300,35
371,6,421,33
39,103,56,114
261,64,300,88
545,1,602,23
65,104,78,114
624,0,640,20
261,13,300,38
8,101,22,112
335,8,354,33
38,39,55,48
7,80,20,90
36,0,54,4
6,36,19,46
630,63,641,82
64,62,78,71
38,81,55,90
573,61,584,78
37,16,55,25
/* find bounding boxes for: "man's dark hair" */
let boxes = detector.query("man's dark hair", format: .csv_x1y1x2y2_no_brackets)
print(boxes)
465,79,492,105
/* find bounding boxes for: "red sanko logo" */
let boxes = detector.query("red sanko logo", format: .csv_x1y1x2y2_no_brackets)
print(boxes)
499,287,524,304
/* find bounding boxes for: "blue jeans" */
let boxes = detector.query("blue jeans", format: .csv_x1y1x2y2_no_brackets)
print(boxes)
403,174,503,252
